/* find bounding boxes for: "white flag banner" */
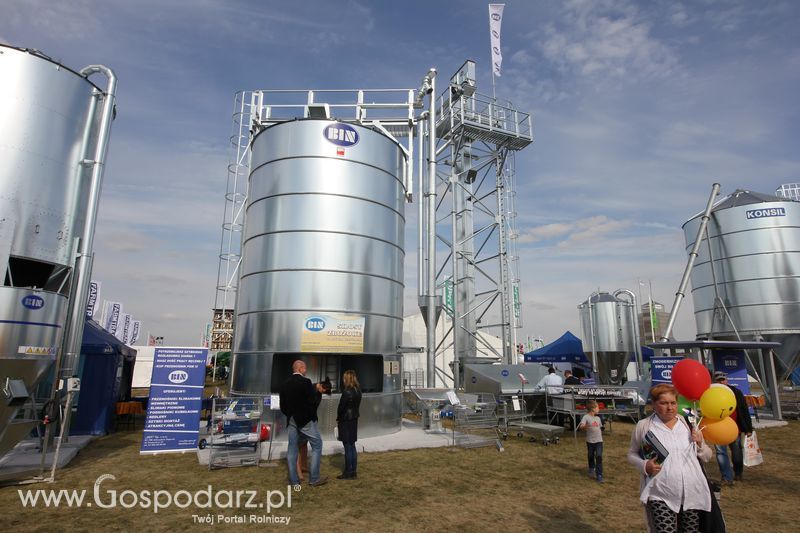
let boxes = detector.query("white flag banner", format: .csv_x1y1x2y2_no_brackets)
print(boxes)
86,280,102,318
130,320,141,345
102,301,123,334
489,4,505,77
117,313,132,343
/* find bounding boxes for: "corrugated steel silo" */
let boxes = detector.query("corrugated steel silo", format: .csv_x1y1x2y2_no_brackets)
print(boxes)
683,189,800,377
0,45,112,455
230,119,406,437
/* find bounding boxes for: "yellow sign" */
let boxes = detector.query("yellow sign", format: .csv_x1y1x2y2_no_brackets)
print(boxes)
18,346,57,356
300,313,365,353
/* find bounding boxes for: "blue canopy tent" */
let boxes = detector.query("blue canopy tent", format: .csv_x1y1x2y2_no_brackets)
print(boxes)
524,330,653,368
70,318,137,435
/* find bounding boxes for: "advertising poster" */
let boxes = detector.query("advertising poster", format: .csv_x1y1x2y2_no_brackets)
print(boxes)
651,356,683,385
712,349,750,395
141,347,208,454
300,313,365,353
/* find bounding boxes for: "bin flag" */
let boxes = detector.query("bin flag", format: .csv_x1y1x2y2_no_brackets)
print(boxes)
489,4,505,77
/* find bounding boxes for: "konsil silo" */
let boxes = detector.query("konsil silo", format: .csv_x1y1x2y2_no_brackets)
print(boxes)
230,120,406,437
578,291,639,385
0,45,115,455
683,189,800,378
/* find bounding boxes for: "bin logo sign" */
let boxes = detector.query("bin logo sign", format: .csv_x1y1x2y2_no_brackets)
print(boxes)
168,370,189,384
22,295,45,310
663,369,672,379
305,317,326,332
324,123,359,147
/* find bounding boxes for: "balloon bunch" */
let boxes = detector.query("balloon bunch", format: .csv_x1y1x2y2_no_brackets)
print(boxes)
670,359,738,445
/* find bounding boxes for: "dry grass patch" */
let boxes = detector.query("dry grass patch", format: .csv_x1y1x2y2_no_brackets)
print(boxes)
0,419,796,532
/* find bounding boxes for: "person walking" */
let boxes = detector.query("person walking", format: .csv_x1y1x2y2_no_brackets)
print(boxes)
336,369,362,480
627,383,714,532
712,371,753,485
280,360,328,487
578,400,604,483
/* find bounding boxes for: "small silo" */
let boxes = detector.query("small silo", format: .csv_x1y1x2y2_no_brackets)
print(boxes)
578,291,637,385
683,189,800,377
230,119,407,437
0,45,115,455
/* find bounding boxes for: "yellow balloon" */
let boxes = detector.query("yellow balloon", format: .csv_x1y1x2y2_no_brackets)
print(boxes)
700,416,739,445
699,383,736,421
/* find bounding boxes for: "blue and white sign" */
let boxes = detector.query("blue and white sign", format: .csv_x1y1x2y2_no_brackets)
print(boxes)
712,349,750,395
141,347,208,454
21,294,45,310
651,356,682,385
304,316,326,332
746,207,785,219
323,123,359,147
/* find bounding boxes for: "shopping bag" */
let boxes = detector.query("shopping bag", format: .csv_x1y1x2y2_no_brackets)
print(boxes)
743,431,763,467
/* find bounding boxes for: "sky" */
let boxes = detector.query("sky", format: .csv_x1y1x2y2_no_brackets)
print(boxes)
3,0,799,347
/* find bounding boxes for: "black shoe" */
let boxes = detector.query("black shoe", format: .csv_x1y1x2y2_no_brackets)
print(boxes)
337,473,357,480
734,473,743,482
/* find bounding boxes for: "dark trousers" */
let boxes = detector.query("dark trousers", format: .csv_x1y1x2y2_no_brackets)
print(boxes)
343,441,357,475
587,441,603,477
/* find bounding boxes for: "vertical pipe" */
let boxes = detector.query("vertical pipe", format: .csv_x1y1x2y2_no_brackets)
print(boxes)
417,119,424,299
615,289,643,381
426,72,438,388
662,183,720,341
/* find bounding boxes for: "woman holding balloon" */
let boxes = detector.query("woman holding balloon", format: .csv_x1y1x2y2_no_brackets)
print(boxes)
627,382,713,532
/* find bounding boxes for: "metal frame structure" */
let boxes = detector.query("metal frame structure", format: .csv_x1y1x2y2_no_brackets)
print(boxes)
420,60,532,388
212,61,532,393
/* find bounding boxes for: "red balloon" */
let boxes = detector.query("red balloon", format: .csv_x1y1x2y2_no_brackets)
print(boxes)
671,359,711,401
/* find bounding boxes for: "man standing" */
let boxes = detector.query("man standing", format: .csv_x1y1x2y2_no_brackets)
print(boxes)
280,360,327,486
713,371,753,485
535,367,564,394
564,369,582,386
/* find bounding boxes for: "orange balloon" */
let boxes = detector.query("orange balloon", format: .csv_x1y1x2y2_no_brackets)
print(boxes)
700,416,739,445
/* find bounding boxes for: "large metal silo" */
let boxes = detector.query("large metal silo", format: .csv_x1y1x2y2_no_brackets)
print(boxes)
230,119,406,437
684,189,800,378
0,45,116,456
578,291,638,385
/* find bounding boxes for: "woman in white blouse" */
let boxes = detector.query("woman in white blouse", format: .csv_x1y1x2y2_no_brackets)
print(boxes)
627,383,713,532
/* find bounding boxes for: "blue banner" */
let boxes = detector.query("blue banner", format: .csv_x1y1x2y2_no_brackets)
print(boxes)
712,349,750,395
141,347,208,454
651,356,683,385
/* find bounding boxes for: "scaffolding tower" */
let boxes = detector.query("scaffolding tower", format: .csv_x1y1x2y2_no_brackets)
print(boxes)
419,61,533,388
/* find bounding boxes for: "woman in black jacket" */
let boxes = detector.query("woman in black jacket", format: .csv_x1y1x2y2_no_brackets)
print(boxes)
336,370,362,480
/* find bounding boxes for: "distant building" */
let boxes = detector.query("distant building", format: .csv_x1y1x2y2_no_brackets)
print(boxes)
775,183,800,201
210,308,234,352
638,301,670,346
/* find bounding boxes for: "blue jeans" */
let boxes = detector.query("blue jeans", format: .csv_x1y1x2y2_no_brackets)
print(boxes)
587,441,603,478
343,441,357,475
716,434,743,481
287,420,323,484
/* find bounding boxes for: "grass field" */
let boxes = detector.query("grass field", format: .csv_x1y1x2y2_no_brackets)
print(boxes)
1,416,796,532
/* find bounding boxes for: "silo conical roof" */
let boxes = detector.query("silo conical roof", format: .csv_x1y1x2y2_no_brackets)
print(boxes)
685,188,787,225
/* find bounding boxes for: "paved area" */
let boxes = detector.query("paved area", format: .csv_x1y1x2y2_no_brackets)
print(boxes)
197,418,455,466
0,435,94,483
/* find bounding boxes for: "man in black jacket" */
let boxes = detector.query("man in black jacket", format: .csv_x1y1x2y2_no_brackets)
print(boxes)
713,371,754,484
280,360,327,486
